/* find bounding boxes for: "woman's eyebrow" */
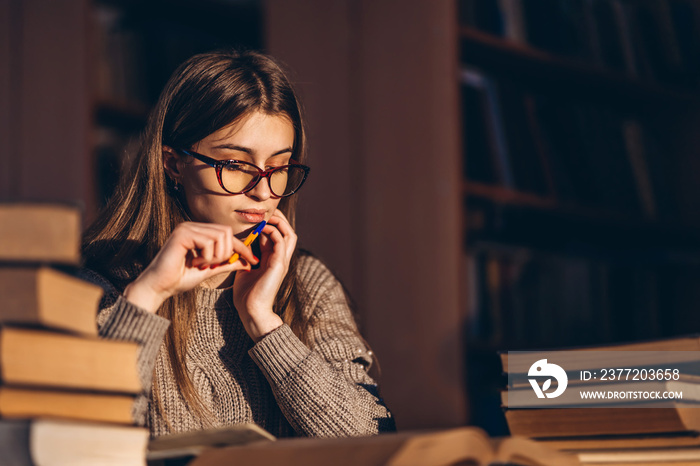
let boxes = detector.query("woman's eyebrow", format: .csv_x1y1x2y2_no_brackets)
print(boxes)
212,144,293,156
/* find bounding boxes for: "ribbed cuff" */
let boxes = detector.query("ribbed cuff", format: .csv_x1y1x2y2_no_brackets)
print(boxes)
98,295,170,344
248,323,311,384
99,295,170,391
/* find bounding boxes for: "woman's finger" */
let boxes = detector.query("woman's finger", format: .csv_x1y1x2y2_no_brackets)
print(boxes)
209,256,251,273
259,225,288,263
266,213,297,258
174,222,238,266
226,235,260,266
261,224,284,245
186,223,235,264
266,213,294,237
190,234,217,264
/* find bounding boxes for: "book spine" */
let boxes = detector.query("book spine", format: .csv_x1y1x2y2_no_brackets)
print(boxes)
622,120,656,219
482,78,515,188
496,0,527,44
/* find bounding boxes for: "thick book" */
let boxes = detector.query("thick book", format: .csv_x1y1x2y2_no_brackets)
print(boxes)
576,446,700,465
500,334,700,373
505,404,700,438
0,266,101,336
0,418,148,466
540,432,700,452
502,377,700,408
0,386,137,424
0,326,141,393
0,204,81,265
187,426,580,466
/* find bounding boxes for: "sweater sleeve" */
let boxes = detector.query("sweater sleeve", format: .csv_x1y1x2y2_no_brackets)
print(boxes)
78,269,170,426
247,256,396,437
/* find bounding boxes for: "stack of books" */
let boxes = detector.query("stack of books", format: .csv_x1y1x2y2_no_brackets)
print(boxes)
500,335,700,465
0,203,149,465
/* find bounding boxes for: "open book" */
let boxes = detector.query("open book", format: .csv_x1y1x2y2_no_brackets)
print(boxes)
147,423,275,461
161,425,579,466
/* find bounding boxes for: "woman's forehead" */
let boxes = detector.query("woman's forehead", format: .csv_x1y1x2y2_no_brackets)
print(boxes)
210,111,293,141
197,111,294,154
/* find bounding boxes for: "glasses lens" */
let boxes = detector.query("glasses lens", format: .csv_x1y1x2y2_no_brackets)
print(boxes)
270,166,307,197
220,163,259,193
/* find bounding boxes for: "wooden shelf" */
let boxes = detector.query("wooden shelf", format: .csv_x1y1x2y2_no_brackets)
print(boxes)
463,181,629,224
464,181,700,257
459,27,700,113
463,182,557,210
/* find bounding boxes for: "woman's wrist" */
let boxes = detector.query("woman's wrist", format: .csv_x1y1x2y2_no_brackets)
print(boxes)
245,313,284,343
123,278,170,314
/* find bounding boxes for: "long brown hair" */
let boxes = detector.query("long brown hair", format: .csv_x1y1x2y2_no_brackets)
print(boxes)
82,50,311,426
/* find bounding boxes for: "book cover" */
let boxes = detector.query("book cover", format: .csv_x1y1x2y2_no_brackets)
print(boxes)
0,204,81,265
0,327,141,393
0,266,102,336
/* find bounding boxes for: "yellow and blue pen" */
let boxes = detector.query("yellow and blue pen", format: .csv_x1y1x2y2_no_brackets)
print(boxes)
228,221,266,264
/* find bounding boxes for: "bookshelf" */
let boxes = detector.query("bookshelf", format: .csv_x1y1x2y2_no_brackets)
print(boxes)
89,0,263,209
459,27,700,111
459,0,700,435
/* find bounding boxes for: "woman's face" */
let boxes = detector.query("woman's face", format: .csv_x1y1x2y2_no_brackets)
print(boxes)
174,111,295,238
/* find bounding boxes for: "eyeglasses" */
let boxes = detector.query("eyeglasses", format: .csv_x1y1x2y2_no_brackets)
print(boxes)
177,149,310,198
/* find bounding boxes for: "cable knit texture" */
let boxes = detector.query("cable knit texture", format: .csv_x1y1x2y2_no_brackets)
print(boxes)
79,254,395,438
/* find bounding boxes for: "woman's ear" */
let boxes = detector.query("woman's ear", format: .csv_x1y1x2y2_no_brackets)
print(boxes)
163,146,184,182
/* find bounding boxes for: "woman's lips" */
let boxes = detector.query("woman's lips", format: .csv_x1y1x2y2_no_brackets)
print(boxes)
235,210,266,223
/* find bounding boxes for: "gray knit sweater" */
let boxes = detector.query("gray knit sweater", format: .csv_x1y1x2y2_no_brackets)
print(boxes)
81,253,395,438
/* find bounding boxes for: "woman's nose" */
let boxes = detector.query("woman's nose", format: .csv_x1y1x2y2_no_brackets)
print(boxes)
247,175,273,201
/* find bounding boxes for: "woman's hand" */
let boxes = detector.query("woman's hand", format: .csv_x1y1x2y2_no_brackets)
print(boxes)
123,222,259,313
233,209,297,342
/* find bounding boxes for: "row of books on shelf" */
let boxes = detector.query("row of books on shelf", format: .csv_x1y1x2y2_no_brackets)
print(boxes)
459,0,700,88
93,5,151,107
466,248,660,347
92,2,257,113
500,335,700,465
464,246,700,351
460,67,679,221
93,3,215,109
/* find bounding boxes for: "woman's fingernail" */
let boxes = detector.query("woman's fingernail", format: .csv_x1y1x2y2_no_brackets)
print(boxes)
240,259,249,267
198,265,207,270
253,256,259,263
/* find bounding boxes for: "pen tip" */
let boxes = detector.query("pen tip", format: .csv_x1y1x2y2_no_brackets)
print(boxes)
253,221,266,234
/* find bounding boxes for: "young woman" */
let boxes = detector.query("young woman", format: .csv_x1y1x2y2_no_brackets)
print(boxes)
81,50,395,438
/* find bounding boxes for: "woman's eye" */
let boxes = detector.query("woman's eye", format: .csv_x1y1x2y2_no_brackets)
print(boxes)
225,163,256,174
